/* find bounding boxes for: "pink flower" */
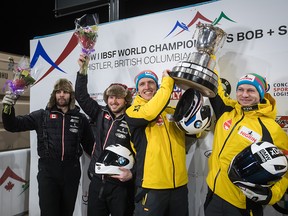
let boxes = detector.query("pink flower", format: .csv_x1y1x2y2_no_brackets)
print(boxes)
74,14,99,56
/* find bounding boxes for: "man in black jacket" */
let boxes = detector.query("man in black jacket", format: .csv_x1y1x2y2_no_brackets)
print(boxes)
2,78,95,216
75,54,135,216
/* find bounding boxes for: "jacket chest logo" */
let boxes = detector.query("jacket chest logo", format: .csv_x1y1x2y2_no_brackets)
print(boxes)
116,127,128,139
238,126,261,143
223,119,232,130
104,113,111,120
50,114,58,119
70,116,80,133
156,115,164,126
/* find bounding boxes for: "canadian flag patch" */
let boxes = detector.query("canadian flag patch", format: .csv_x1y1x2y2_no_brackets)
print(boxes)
50,114,58,119
104,113,111,120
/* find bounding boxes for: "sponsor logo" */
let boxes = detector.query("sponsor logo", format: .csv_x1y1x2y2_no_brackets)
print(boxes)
30,34,79,85
69,128,78,133
133,105,141,112
275,115,288,136
204,150,212,158
276,116,288,129
221,78,232,95
165,11,236,38
238,126,261,143
71,118,79,123
117,128,128,135
115,133,126,139
223,119,232,130
119,123,128,128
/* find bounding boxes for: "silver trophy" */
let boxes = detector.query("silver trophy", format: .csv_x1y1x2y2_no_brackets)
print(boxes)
170,23,227,97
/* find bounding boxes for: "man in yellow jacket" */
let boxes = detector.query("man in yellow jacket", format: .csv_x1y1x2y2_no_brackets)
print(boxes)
205,72,288,216
125,69,188,216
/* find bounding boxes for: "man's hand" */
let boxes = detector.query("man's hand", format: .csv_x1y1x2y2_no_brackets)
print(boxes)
162,69,171,78
110,167,133,182
2,92,18,106
77,54,90,75
234,180,272,205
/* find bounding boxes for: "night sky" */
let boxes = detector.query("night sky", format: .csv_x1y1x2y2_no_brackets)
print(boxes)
1,0,208,56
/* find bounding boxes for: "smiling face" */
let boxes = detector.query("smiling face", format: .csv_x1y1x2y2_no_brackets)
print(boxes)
107,95,127,116
137,77,158,101
236,84,260,106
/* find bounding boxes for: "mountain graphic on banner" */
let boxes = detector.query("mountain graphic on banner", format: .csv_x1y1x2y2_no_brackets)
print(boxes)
0,166,28,192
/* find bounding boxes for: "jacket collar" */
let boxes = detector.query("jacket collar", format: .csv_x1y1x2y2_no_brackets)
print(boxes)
235,93,276,119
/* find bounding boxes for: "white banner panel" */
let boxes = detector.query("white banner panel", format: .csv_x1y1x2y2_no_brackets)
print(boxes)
0,149,30,216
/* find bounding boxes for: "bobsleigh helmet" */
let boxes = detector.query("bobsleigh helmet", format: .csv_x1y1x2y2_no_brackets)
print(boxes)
95,144,135,175
228,141,288,185
174,88,212,135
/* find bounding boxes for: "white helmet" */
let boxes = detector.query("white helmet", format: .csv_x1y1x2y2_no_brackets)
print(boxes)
228,141,288,185
174,88,212,135
95,144,135,175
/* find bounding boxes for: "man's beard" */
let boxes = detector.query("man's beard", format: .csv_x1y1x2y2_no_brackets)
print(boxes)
56,98,69,107
110,104,126,114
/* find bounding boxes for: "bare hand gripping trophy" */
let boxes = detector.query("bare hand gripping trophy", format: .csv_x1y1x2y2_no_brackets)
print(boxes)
170,23,227,98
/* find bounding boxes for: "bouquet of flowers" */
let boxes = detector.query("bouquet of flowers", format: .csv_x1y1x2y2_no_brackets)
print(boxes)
2,56,35,114
74,13,99,56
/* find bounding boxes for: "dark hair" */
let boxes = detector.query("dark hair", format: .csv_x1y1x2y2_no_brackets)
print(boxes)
47,78,75,110
103,83,132,106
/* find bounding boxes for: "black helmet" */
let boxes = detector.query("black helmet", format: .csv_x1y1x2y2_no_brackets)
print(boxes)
228,141,288,185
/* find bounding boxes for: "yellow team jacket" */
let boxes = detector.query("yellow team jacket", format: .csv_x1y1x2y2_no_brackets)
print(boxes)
206,75,288,209
125,76,188,189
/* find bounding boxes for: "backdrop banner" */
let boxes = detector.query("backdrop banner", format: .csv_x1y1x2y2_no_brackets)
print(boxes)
0,149,30,216
29,0,288,215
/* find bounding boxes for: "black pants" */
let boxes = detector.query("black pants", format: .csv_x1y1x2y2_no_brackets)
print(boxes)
204,187,263,216
134,185,189,216
87,176,134,216
37,159,81,216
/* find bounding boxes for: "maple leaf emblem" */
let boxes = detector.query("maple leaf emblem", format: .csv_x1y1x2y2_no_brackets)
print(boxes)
5,181,14,191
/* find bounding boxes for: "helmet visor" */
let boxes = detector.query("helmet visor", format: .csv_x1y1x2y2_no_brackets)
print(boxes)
231,146,281,184
98,150,129,167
